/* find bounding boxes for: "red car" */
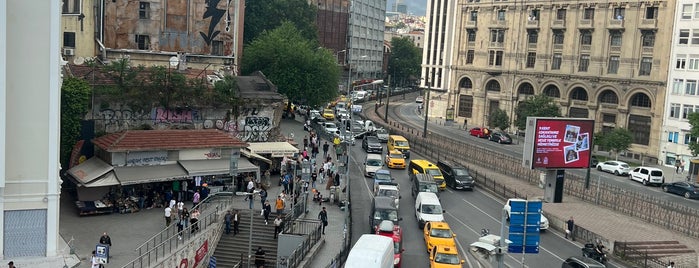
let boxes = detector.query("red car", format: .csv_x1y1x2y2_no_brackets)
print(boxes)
376,220,404,267
469,127,490,138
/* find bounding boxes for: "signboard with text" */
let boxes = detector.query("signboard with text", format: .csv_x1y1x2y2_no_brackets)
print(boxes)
523,118,594,169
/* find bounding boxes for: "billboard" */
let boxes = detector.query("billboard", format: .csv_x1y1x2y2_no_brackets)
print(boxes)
523,118,594,169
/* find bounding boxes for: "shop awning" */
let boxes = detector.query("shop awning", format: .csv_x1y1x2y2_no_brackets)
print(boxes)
246,142,299,157
67,157,114,185
241,149,272,164
179,158,260,176
114,164,189,185
80,171,120,188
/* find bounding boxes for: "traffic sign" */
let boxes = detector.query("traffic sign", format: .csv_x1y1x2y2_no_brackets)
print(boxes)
507,200,542,254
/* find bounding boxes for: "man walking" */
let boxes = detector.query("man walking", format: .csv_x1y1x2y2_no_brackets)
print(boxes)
318,207,328,235
263,201,272,225
164,206,172,227
273,215,283,239
99,232,112,247
275,196,285,216
259,187,268,209
323,141,330,158
254,246,266,268
224,210,232,234
233,210,240,235
565,216,575,241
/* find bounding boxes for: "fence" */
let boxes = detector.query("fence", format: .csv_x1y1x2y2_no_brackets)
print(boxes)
280,219,323,267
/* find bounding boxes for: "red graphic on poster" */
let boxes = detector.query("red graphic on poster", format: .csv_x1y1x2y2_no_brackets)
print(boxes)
532,119,594,169
193,240,208,268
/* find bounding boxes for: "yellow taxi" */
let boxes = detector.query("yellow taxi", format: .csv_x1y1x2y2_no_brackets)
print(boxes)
385,150,406,169
322,108,335,120
430,245,464,267
424,221,456,253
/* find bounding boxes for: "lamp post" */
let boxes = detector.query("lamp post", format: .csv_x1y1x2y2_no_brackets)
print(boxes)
236,190,260,268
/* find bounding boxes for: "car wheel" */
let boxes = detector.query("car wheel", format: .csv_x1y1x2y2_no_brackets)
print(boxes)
642,179,649,186
597,166,602,171
685,192,691,199
614,170,619,176
662,186,669,192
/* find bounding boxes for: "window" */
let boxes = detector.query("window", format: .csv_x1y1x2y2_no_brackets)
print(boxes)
693,29,699,45
685,134,697,144
556,9,566,20
689,56,699,70
583,8,595,20
490,29,505,43
529,10,540,20
552,53,562,70
673,79,684,94
682,4,693,19
669,132,679,143
602,113,616,123
497,9,506,21
676,55,687,69
628,115,651,145
670,103,681,119
641,31,655,47
609,31,622,46
467,30,477,42
135,34,150,50
613,8,625,19
599,91,618,104
527,30,538,44
608,56,619,74
62,0,80,14
470,11,478,22
489,50,503,66
486,81,501,92
579,54,590,72
212,40,224,56
526,52,536,68
686,80,698,95
683,104,695,119
580,30,593,45
63,32,76,48
696,3,699,19
679,29,690,45
646,7,658,19
466,50,475,64
553,30,565,44
458,95,474,118
639,57,652,76
139,2,150,19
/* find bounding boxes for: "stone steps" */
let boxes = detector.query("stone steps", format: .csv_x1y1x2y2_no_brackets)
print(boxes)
213,210,282,268
616,241,696,259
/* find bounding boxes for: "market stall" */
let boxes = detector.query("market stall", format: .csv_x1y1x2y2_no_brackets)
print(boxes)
243,142,299,174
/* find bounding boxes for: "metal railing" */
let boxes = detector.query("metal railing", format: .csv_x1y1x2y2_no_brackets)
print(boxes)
280,219,323,267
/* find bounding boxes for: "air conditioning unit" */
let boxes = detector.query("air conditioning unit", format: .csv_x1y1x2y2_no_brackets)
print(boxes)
63,48,75,56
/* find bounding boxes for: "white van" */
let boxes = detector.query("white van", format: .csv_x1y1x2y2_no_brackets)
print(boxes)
629,167,664,186
415,192,444,228
353,90,369,101
345,234,394,268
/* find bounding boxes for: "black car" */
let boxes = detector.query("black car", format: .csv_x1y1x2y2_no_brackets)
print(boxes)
662,181,699,199
561,256,606,268
489,131,512,144
437,160,474,190
362,136,383,153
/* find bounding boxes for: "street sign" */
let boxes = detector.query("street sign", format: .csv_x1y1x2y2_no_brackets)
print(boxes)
507,200,542,254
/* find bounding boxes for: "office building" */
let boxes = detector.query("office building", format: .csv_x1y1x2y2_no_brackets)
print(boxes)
348,0,387,81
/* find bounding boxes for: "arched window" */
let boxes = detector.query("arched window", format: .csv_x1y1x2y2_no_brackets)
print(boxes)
459,78,473,89
486,80,501,92
518,83,535,95
598,90,618,104
543,85,560,98
570,87,588,101
630,93,651,108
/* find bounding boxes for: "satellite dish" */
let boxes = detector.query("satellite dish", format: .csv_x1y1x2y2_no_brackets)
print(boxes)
169,56,179,67
73,56,85,65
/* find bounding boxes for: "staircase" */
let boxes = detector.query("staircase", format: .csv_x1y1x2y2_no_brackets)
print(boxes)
615,241,695,258
213,210,280,268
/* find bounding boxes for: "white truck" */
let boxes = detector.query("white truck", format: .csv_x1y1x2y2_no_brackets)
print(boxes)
345,234,395,268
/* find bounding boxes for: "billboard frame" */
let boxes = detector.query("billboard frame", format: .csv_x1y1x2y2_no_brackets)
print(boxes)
522,117,594,170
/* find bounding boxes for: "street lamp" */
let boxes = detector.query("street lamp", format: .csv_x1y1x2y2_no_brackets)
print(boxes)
236,190,261,268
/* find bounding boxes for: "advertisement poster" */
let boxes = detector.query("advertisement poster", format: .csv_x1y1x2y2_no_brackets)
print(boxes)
532,119,594,169
193,240,209,268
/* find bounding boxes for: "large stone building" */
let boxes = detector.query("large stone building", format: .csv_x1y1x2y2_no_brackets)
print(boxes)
660,0,699,168
423,0,675,162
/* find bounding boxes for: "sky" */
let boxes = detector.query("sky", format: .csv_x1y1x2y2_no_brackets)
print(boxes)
387,0,427,16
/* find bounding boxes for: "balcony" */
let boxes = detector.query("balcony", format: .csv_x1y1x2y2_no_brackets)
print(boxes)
490,20,508,28
581,45,591,51
551,20,566,29
579,19,594,28
489,42,504,48
553,44,564,50
607,19,625,29
610,45,621,52
465,20,477,28
639,18,657,29
528,43,537,50
526,20,539,29
642,46,654,54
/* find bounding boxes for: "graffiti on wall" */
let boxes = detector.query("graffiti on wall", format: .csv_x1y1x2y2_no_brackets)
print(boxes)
200,0,233,46
152,108,202,124
243,117,271,142
99,107,202,131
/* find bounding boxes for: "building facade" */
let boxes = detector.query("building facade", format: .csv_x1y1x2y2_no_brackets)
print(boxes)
420,0,459,107
311,0,350,60
61,0,97,60
660,0,699,168
426,0,674,162
348,0,387,81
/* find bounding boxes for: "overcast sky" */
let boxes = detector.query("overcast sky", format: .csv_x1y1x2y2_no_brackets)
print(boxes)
387,0,427,16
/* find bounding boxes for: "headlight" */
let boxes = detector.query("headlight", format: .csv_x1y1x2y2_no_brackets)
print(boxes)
394,257,400,265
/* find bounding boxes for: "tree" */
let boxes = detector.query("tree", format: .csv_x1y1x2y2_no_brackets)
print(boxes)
514,94,561,130
688,113,699,156
241,22,340,107
243,0,318,45
60,77,91,169
387,37,421,87
599,128,633,160
489,108,510,130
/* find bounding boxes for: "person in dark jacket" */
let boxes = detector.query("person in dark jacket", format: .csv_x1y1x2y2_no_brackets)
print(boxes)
99,232,112,247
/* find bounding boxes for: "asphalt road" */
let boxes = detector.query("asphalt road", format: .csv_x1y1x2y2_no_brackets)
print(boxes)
386,94,699,210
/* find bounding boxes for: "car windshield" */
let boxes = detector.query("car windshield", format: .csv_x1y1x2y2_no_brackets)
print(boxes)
390,153,403,158
375,173,392,181
374,209,399,221
395,141,409,147
426,169,442,176
421,204,443,214
435,253,460,264
430,228,452,238
620,164,630,168
367,159,383,166
324,109,332,114
367,137,379,143
378,189,399,198
325,123,336,128
420,184,439,193
454,169,470,176
377,129,388,135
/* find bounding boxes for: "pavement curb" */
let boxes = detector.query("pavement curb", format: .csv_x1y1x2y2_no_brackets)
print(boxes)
297,237,326,267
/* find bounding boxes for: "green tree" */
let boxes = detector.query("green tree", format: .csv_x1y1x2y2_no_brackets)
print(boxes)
213,75,241,118
688,113,699,156
242,22,339,107
489,108,510,130
60,77,91,169
600,128,633,160
387,37,421,87
514,94,561,130
243,0,318,45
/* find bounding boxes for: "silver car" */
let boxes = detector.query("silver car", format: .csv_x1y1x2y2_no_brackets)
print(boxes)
596,160,631,176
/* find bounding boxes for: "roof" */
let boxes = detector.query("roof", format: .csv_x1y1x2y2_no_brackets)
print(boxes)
92,129,247,152
235,71,285,101
178,158,259,176
114,164,189,185
245,142,299,157
431,222,451,229
373,196,397,210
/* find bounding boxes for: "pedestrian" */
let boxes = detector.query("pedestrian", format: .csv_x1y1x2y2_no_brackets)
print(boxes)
565,216,575,241
680,159,686,174
282,173,291,193
192,190,201,208
311,170,318,188
236,175,244,193
254,246,266,268
190,208,200,233
303,180,310,193
169,197,176,210
667,261,675,268
7,261,15,268
303,135,308,149
233,209,240,235
323,141,329,158
264,170,271,188
275,195,285,216
164,206,172,227
90,251,101,268
224,210,232,234
177,199,184,216
181,180,189,201
177,214,186,239
99,232,112,247
181,207,190,226
318,207,328,235
263,201,272,225
259,187,268,208
676,160,681,173
246,177,255,196
274,215,283,239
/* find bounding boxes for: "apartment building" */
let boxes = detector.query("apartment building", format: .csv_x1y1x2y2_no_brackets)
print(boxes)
426,0,674,162
347,0,387,81
660,0,699,168
311,0,350,60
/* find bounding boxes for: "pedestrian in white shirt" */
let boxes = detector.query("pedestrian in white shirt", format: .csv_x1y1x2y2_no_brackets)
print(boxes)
169,199,176,209
177,200,184,215
164,206,172,227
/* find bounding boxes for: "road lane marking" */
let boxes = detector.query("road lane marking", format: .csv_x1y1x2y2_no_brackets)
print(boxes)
349,149,375,198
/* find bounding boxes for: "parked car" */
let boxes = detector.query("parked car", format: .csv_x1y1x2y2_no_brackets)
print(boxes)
415,96,424,103
363,135,383,154
596,160,631,176
489,131,512,144
662,181,699,199
469,127,489,138
323,122,339,135
504,198,549,231
629,167,664,186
